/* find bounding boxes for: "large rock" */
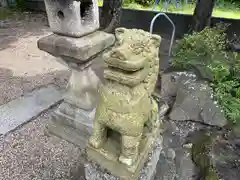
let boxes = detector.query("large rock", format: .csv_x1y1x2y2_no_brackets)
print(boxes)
170,81,212,121
168,75,227,127
44,0,99,37
192,129,240,180
155,119,205,180
201,101,227,127
161,71,197,100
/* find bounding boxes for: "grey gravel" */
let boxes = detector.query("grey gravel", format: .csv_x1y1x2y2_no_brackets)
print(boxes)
0,12,85,180
0,11,70,106
0,85,62,135
0,68,70,106
0,110,85,180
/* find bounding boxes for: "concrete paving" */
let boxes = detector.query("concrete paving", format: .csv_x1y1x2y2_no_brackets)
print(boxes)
0,85,62,135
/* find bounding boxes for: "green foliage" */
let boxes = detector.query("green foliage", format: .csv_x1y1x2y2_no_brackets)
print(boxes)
120,0,240,19
134,0,154,6
172,23,228,68
124,0,134,5
15,0,25,11
0,7,13,20
172,24,240,124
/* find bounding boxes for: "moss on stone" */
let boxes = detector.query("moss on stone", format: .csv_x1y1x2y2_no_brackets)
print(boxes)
192,131,219,180
0,7,13,20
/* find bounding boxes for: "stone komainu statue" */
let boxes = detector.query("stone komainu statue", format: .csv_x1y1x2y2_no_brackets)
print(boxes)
89,28,161,166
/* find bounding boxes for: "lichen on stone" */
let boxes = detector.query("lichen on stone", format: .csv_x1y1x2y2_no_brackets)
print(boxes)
88,27,161,169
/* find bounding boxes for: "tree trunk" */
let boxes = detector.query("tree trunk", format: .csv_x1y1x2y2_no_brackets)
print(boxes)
193,0,215,32
100,0,122,33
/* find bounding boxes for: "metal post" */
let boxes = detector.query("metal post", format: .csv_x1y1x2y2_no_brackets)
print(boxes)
149,13,176,58
152,0,161,10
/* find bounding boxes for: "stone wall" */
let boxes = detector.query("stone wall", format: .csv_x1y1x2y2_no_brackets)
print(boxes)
24,1,240,39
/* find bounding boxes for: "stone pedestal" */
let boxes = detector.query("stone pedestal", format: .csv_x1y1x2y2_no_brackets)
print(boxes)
63,65,100,111
84,135,163,180
38,31,115,148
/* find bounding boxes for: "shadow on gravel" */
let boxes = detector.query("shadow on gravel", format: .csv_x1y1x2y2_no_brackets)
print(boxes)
0,10,49,51
0,67,70,106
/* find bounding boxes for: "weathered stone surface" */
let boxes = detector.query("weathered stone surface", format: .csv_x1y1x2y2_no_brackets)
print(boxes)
46,101,96,148
88,28,161,171
192,129,240,180
39,30,113,151
55,103,95,131
155,119,205,180
46,120,89,149
0,86,62,135
155,147,177,180
37,31,115,61
170,81,212,121
168,76,227,127
104,67,148,87
44,0,99,37
87,120,161,179
85,135,162,180
201,101,227,127
161,71,196,102
64,66,100,110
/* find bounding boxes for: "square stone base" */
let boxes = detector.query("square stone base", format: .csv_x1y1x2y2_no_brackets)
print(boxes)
37,31,115,61
45,102,95,148
86,116,162,179
85,135,162,180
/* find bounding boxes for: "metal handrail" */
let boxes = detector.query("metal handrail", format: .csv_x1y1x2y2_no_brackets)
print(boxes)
149,13,175,58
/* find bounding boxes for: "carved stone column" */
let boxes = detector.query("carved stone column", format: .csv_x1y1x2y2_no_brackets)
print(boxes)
38,0,115,148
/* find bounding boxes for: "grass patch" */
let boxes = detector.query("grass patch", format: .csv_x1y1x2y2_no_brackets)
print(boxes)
0,6,25,21
98,0,240,19
0,7,13,20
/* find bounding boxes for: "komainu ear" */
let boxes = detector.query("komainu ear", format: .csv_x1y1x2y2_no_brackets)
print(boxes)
151,34,161,48
115,27,126,41
115,27,126,34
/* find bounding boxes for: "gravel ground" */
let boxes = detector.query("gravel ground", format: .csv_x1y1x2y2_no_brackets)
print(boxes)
0,11,82,180
0,110,85,180
0,11,70,105
0,10,171,180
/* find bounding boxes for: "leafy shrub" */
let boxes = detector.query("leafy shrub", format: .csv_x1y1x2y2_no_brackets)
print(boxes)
134,0,154,6
172,23,228,69
124,0,134,5
172,24,240,124
0,7,13,20
16,0,25,11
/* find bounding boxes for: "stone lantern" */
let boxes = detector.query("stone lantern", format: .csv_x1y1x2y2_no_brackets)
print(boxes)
38,0,115,147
